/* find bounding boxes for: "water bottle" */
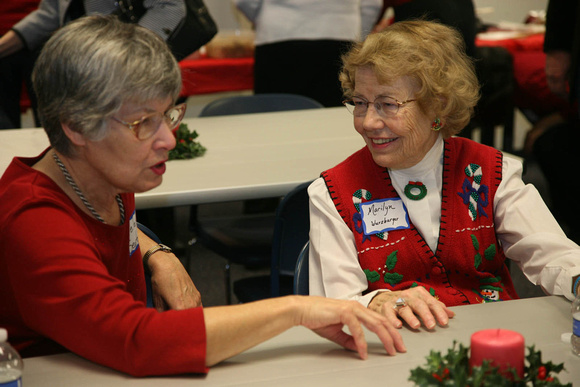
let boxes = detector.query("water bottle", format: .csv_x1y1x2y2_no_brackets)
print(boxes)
573,292,580,356
0,329,22,387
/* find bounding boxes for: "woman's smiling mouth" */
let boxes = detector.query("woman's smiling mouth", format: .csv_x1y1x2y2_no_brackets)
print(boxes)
371,138,397,145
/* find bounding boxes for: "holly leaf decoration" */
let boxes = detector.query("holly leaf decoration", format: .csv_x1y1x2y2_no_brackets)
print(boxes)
409,342,571,386
364,269,380,283
471,234,479,250
475,253,482,269
386,250,398,271
484,244,496,261
169,123,207,160
384,272,403,285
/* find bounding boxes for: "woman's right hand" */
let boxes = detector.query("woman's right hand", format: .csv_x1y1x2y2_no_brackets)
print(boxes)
297,296,407,359
368,287,455,330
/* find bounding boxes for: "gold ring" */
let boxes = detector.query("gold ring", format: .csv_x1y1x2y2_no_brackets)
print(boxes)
393,297,407,311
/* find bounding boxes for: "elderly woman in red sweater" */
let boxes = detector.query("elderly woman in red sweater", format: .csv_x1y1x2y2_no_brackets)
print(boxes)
0,15,406,377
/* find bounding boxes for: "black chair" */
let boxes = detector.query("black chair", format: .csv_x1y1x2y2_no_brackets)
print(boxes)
190,93,323,304
198,93,324,116
293,241,310,296
233,181,312,302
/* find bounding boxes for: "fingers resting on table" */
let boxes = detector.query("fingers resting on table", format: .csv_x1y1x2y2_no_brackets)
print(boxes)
368,287,454,330
298,296,406,359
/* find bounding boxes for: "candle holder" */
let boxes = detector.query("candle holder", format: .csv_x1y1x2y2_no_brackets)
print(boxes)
409,341,571,386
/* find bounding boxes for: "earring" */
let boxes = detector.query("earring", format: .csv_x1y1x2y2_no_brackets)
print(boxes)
431,117,442,131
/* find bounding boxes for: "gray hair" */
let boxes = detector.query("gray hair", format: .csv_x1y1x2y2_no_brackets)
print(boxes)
340,20,479,138
32,15,182,156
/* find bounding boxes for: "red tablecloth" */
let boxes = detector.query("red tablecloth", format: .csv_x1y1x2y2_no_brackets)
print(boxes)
19,56,255,111
179,56,254,97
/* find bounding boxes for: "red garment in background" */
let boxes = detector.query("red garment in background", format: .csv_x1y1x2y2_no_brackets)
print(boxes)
0,1,40,35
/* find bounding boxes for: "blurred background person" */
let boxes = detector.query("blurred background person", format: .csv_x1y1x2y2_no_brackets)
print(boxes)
0,0,187,129
0,0,41,128
234,0,384,107
523,0,580,243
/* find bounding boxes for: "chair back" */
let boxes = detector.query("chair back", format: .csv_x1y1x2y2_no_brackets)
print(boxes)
137,223,161,308
293,241,310,295
199,93,324,117
270,181,312,297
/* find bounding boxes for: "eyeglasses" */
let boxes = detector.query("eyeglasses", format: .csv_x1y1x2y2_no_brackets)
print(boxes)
343,96,416,118
112,103,187,140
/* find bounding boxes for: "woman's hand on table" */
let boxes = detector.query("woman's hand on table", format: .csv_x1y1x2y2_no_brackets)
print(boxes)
148,251,202,311
368,287,454,330
298,296,407,359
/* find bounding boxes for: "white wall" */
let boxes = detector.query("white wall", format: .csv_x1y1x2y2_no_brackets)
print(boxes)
205,0,245,31
472,0,548,24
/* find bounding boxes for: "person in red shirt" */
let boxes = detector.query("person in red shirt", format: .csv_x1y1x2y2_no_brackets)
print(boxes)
0,15,406,376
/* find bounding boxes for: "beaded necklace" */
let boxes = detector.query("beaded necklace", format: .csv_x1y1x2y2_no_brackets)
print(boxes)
53,152,125,224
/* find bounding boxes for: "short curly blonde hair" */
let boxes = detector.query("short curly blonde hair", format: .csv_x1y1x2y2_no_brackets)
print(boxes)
339,20,479,137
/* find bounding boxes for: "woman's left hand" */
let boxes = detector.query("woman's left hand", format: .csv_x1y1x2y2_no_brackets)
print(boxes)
148,251,202,311
368,287,454,330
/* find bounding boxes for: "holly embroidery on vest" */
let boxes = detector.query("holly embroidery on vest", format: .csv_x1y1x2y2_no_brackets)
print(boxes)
364,250,404,285
364,269,380,283
458,163,489,221
383,250,403,285
411,281,437,298
470,234,497,269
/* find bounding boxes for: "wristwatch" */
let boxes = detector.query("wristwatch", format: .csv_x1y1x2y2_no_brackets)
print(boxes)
573,274,580,297
142,244,172,275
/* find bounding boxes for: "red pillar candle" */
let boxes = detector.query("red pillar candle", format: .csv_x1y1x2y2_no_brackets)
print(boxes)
469,329,525,378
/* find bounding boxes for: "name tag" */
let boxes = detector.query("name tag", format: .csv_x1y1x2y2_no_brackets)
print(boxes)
360,198,410,235
129,211,139,256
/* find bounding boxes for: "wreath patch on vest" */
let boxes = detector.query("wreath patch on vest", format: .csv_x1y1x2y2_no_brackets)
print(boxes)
457,163,489,221
352,189,388,242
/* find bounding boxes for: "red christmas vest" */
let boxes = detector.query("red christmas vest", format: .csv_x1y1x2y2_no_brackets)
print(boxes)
322,137,519,306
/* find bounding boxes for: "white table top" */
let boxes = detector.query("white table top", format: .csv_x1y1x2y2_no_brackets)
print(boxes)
21,296,579,386
0,108,364,209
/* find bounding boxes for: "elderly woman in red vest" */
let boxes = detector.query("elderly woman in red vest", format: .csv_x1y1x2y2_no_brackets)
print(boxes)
309,20,580,331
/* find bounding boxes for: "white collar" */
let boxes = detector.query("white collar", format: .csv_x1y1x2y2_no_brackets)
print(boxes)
389,135,443,178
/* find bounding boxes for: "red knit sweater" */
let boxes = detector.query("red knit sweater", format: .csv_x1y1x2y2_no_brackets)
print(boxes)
0,151,208,376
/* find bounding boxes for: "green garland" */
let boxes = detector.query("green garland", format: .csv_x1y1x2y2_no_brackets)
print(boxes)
409,341,571,386
168,123,207,160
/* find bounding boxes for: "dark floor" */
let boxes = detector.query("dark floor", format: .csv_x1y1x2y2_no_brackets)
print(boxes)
142,155,550,307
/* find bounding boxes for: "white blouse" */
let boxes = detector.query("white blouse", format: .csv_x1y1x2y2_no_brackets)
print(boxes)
308,136,580,305
234,0,383,45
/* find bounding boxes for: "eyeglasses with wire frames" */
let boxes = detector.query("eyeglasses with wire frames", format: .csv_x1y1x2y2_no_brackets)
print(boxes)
343,96,416,118
111,103,187,140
